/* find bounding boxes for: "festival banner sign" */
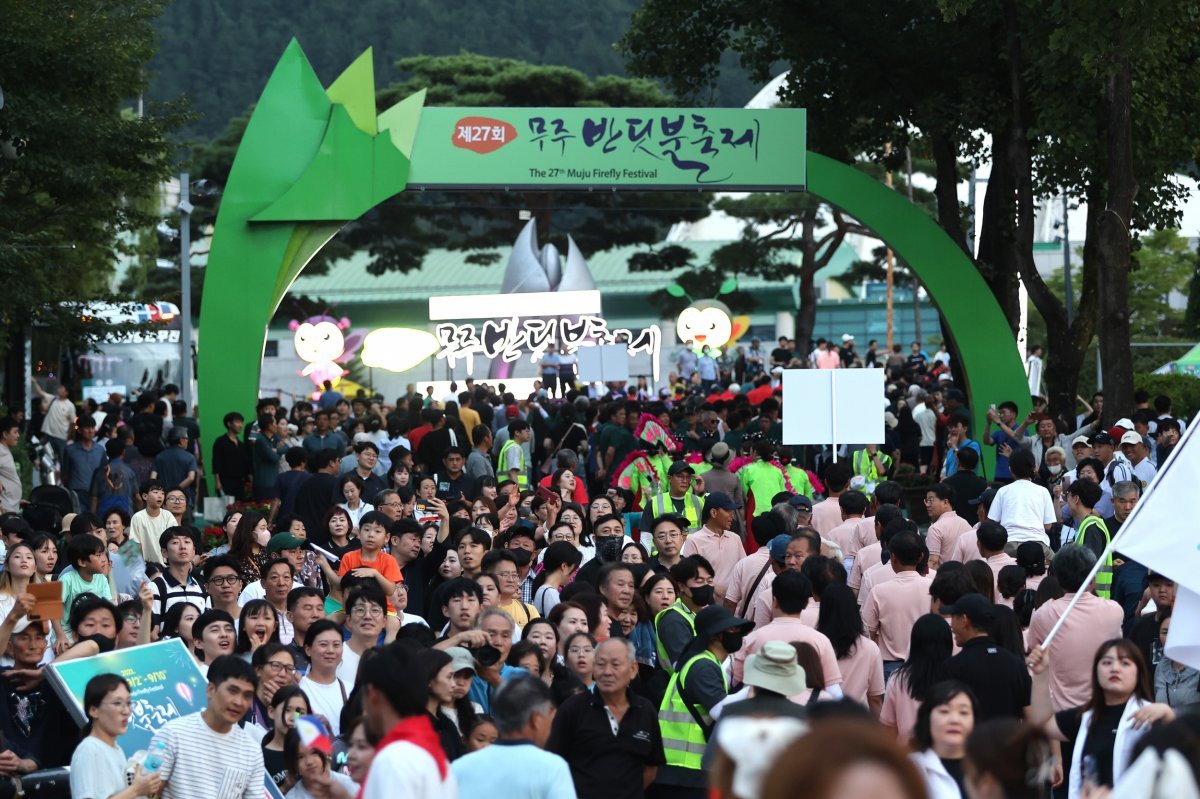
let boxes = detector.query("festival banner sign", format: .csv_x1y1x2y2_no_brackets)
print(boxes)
407,107,807,191
46,639,285,799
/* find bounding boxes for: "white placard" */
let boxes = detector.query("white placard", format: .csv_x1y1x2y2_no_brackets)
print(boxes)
576,344,630,383
781,369,885,446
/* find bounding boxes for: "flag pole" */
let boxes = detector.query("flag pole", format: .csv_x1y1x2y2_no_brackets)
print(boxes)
1039,420,1200,649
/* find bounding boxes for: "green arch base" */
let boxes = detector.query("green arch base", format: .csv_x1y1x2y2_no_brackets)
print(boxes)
197,42,1026,492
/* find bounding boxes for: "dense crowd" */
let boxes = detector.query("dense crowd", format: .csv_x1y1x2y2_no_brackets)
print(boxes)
0,339,1195,799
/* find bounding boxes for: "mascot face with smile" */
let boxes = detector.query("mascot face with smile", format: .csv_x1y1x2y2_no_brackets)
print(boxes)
677,300,735,352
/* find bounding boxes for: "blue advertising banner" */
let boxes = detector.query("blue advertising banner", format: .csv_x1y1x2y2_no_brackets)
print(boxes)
46,639,285,799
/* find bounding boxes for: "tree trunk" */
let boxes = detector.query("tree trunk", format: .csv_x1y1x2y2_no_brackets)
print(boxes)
795,209,819,352
929,133,970,256
973,134,1022,332
1095,58,1136,426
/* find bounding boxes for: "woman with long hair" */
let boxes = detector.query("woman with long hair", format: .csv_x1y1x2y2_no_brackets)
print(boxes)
910,681,978,799
563,631,597,689
262,684,311,790
338,473,373,530
551,468,576,503
0,541,38,620
209,508,243,557
230,510,272,585
818,583,885,715
160,601,202,651
641,573,677,616
1028,638,1175,797
548,601,590,654
881,614,954,742
532,541,582,617
417,647,466,761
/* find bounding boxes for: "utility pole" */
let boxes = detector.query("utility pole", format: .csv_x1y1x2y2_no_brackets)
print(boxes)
178,173,194,408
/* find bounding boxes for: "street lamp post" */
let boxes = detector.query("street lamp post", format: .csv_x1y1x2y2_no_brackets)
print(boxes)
178,173,194,408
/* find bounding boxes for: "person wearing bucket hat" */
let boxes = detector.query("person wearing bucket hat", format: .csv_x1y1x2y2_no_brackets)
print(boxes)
656,605,754,790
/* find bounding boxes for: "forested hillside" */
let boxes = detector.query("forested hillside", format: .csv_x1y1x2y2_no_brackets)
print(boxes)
149,0,758,139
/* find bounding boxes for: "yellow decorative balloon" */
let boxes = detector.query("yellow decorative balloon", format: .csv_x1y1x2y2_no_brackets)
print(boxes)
360,328,441,372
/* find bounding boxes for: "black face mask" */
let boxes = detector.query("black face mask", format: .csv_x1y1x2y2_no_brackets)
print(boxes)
79,633,117,653
508,548,532,568
596,536,623,563
720,630,746,654
689,584,715,607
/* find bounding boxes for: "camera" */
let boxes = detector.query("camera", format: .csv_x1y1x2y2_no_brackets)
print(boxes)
467,644,502,667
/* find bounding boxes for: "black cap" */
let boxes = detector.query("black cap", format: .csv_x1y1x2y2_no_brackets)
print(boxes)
1092,431,1117,447
694,605,754,639
968,487,998,506
788,494,814,510
938,593,995,627
668,461,696,476
945,389,966,402
703,491,742,512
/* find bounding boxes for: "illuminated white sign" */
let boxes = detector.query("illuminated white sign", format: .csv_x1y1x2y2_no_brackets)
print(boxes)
435,315,661,380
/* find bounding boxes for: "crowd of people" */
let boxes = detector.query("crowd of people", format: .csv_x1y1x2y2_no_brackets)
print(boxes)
0,341,1195,799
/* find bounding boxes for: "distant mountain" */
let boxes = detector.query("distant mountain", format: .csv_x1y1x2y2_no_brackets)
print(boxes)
148,0,760,140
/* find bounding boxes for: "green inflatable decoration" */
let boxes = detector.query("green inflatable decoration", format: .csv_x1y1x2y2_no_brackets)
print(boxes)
198,41,1025,493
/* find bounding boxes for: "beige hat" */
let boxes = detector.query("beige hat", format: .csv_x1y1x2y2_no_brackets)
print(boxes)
743,640,807,696
708,441,732,465
445,646,477,675
1071,435,1092,448
60,513,77,535
1120,430,1143,447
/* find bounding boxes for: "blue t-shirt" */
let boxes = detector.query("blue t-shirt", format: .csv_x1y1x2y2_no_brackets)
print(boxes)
451,740,575,799
469,664,528,714
989,429,1021,480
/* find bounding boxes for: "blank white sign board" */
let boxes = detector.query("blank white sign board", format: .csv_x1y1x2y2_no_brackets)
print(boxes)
575,344,630,383
781,369,886,446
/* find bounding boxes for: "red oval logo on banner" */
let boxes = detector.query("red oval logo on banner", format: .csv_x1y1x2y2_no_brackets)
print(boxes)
451,117,518,154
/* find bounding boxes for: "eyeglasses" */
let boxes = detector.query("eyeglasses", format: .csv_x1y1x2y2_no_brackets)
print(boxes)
654,531,682,540
208,575,240,586
264,661,297,675
382,501,403,508
103,700,132,710
568,646,595,656
351,606,384,619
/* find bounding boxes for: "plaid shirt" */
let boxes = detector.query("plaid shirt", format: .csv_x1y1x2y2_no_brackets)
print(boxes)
519,572,535,605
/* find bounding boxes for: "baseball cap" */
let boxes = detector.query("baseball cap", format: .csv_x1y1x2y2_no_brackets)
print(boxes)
703,491,742,513
788,494,814,511
505,404,520,420
445,646,477,675
938,592,996,627
1106,426,1127,441
1092,431,1117,447
694,605,754,639
841,333,854,343
767,534,792,564
967,487,998,506
1071,435,1092,447
1119,430,1142,446
668,461,696,476
1114,417,1134,430
352,432,372,444
743,640,808,696
267,532,306,554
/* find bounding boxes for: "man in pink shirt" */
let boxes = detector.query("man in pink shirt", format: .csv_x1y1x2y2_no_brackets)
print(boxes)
723,512,782,617
924,482,972,569
862,531,934,677
945,487,997,564
680,492,746,602
855,514,912,603
748,530,822,630
976,520,1018,584
810,463,851,536
1027,545,1124,711
848,505,905,594
733,570,844,697
825,491,869,569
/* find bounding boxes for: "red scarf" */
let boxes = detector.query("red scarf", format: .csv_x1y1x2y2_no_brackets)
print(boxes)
357,715,448,798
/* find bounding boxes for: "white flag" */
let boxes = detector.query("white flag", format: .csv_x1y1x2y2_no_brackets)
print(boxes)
1110,421,1200,669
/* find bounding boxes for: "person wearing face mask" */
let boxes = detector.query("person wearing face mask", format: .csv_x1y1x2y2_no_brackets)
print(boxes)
575,513,627,588
656,556,716,674
655,605,753,797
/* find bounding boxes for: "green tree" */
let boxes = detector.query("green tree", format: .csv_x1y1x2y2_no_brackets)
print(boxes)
0,1,186,400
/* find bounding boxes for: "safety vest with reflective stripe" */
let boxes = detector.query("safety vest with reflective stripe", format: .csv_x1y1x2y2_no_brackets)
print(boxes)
1075,515,1113,599
653,600,696,674
658,650,726,770
853,449,892,485
497,439,527,487
649,491,703,531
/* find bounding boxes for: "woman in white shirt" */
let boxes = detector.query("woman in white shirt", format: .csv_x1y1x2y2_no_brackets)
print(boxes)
70,674,162,799
909,680,977,799
337,474,374,530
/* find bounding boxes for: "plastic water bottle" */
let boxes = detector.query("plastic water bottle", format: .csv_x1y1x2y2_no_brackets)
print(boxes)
142,741,167,773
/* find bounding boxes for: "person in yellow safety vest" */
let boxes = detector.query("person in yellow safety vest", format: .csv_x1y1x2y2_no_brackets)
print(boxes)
497,420,532,488
640,461,704,534
654,554,716,673
1065,477,1114,599
656,605,753,791
852,444,892,493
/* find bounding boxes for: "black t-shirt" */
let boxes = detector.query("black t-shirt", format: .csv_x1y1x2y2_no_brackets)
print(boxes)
941,757,966,794
547,688,665,799
262,743,288,788
943,637,1032,722
770,347,792,366
1056,703,1125,787
1129,612,1164,666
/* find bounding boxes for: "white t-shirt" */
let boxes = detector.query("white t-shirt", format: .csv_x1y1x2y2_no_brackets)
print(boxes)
987,479,1056,545
42,397,76,439
363,740,458,799
69,736,129,799
299,674,347,737
152,712,265,799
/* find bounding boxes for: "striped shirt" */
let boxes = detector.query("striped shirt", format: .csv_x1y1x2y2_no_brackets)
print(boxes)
152,712,265,799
